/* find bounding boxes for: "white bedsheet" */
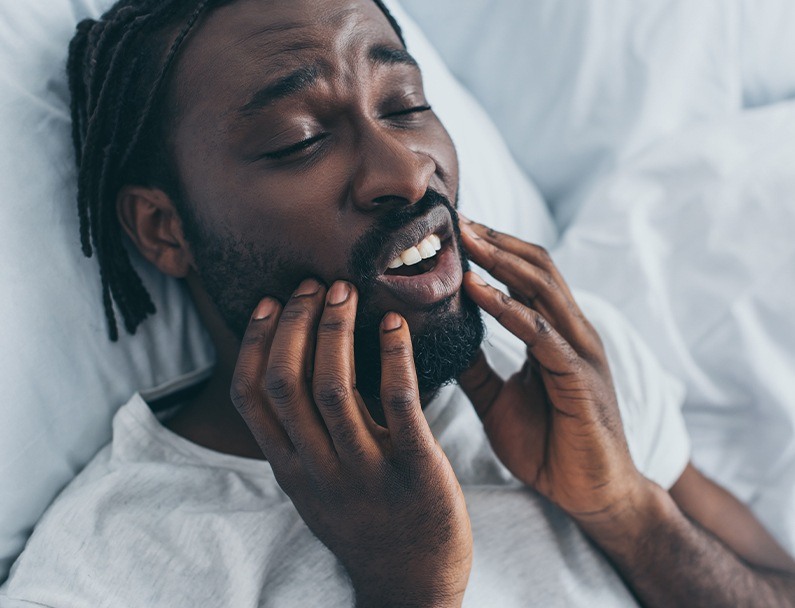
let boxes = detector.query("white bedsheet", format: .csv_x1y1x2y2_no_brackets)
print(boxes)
554,101,795,554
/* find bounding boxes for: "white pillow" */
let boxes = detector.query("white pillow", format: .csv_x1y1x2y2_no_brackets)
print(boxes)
0,0,217,583
553,101,795,554
0,0,555,582
399,0,743,228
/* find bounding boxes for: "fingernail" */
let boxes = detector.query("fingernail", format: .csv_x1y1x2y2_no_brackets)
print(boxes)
253,298,278,320
469,272,488,286
294,278,321,297
381,312,402,331
458,212,473,224
327,281,351,305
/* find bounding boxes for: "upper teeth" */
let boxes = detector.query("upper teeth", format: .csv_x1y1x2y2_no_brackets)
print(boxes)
388,234,442,269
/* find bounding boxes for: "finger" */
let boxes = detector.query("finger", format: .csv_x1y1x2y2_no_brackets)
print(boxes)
458,350,505,420
230,297,292,462
459,217,576,302
379,313,435,453
312,281,375,456
463,273,581,376
462,226,568,317
460,226,597,355
265,278,335,463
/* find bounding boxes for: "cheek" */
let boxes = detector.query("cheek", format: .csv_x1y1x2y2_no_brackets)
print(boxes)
426,121,459,200
233,212,363,292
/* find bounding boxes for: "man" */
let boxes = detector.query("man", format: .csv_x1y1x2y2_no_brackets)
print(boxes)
2,0,794,606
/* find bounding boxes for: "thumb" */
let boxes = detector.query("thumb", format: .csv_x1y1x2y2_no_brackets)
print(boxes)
458,350,504,420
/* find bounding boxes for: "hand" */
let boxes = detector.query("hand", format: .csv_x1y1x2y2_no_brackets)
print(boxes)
458,219,649,525
230,279,472,607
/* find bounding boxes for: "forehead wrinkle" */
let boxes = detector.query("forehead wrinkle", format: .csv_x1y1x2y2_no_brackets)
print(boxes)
178,0,394,90
173,0,406,137
230,20,307,48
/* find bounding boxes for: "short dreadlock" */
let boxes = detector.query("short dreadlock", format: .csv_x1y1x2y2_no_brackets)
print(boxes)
67,0,406,341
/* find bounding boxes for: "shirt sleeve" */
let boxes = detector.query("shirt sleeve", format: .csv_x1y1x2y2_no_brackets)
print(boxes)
576,291,691,489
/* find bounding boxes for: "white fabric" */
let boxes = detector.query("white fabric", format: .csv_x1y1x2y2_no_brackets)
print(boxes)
0,0,217,582
1,296,689,608
0,0,555,582
739,0,795,107
553,101,795,555
398,0,795,556
381,0,555,245
399,0,744,228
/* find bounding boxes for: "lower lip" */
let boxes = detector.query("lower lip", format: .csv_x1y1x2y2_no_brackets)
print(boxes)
375,241,463,307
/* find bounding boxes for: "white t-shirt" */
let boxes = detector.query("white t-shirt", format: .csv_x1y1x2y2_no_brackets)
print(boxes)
0,293,690,608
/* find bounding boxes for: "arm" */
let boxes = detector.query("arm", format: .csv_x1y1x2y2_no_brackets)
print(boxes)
457,217,795,607
584,467,795,608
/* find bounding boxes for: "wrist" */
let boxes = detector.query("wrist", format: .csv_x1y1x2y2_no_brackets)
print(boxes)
574,477,680,557
351,556,470,608
355,585,465,608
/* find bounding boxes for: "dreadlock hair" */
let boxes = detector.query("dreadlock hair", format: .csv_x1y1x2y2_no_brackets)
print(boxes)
67,0,406,341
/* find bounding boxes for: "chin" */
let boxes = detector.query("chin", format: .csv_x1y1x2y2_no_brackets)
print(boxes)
395,291,463,335
353,287,484,413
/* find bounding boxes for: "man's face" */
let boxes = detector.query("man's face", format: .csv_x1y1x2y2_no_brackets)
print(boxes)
166,0,483,400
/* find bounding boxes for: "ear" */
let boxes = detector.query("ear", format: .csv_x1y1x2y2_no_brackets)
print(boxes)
116,186,194,278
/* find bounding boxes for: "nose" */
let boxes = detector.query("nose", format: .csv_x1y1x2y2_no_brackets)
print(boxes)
349,127,436,212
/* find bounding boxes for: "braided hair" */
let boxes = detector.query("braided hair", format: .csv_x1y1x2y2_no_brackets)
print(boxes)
67,0,406,341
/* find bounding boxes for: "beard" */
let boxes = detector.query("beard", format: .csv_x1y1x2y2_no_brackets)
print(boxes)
345,191,484,413
182,190,484,414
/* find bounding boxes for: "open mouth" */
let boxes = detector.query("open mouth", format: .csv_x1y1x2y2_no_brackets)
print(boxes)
383,233,443,277
373,207,463,307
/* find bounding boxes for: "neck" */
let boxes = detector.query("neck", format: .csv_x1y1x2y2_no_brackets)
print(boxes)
164,273,263,457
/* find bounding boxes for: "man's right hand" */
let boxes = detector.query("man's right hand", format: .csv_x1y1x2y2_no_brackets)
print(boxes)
230,278,472,608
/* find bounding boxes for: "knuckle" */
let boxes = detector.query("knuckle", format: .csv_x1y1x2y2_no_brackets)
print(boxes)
383,340,412,361
279,302,313,325
533,245,553,267
565,347,583,370
494,291,521,322
318,317,349,333
500,292,526,315
499,291,514,307
333,425,361,453
540,271,556,289
383,386,418,412
264,366,300,404
240,327,268,349
313,377,351,410
533,312,552,335
230,376,258,411
491,246,511,266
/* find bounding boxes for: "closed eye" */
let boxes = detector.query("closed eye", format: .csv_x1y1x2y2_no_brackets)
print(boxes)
260,133,328,160
385,104,432,118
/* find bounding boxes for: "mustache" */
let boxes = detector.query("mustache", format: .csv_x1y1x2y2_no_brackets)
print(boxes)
348,189,460,286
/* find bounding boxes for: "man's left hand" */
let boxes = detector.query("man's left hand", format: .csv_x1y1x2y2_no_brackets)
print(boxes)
457,218,650,524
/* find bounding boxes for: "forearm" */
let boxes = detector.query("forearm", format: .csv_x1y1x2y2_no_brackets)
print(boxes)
580,482,795,608
355,592,463,608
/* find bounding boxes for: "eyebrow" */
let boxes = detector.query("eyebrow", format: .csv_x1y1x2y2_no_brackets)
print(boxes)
238,64,322,115
237,45,419,116
367,44,419,69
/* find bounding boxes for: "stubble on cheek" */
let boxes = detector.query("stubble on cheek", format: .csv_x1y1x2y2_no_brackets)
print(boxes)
190,231,318,339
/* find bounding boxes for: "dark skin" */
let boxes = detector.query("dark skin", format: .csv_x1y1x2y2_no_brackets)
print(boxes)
117,0,795,606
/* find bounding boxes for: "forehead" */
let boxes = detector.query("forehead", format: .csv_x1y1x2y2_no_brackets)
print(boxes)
169,0,404,120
